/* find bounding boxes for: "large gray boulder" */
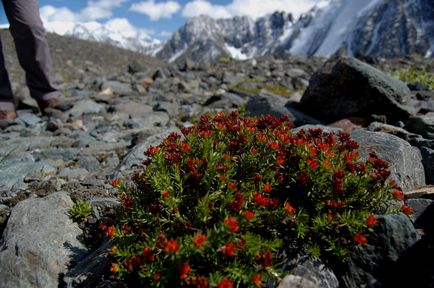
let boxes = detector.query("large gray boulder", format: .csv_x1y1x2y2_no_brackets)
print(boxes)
0,192,87,288
339,214,418,288
278,256,339,288
351,129,425,192
246,92,296,125
405,113,434,140
300,57,415,123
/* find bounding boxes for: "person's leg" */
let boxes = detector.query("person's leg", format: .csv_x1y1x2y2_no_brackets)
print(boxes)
0,36,16,113
2,0,60,104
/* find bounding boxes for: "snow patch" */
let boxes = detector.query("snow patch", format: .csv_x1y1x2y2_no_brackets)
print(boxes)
225,44,249,60
169,47,187,63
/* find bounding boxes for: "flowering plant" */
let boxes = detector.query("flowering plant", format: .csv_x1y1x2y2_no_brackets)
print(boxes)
106,112,407,287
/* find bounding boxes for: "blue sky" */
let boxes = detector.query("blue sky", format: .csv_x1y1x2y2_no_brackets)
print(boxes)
0,0,320,40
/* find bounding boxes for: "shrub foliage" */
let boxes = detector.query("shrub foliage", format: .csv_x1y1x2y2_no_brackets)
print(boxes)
106,112,406,287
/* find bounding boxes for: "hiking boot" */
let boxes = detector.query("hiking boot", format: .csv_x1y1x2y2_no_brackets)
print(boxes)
37,98,72,113
0,110,17,121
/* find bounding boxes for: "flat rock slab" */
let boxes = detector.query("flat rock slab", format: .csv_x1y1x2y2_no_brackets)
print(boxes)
0,192,87,288
300,57,415,123
351,129,425,192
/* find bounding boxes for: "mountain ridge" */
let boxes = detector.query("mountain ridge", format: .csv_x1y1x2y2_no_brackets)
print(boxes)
157,0,434,63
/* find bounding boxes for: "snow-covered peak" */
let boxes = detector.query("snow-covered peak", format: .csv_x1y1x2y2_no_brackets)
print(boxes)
43,19,163,55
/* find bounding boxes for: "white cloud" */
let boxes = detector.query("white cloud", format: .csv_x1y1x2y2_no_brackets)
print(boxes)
182,0,320,20
182,0,231,18
40,0,128,22
105,18,155,37
129,0,181,21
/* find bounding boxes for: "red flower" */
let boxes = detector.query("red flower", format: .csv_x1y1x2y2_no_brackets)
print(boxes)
187,276,209,288
164,239,180,253
227,193,245,212
243,210,254,220
392,189,404,201
110,263,120,273
306,159,319,170
111,178,121,187
143,247,155,262
326,199,345,210
250,147,257,155
193,234,207,249
156,234,167,249
354,232,368,245
296,172,310,186
106,226,116,237
120,194,132,209
276,155,285,166
263,183,272,193
220,242,236,257
224,217,240,233
145,145,161,156
179,262,191,280
252,274,262,287
253,173,263,182
366,215,378,228
268,141,279,150
254,192,269,207
390,179,398,188
218,278,233,288
162,190,170,199
256,251,272,267
401,204,413,215
228,182,237,190
181,143,191,153
283,202,295,215
152,273,161,282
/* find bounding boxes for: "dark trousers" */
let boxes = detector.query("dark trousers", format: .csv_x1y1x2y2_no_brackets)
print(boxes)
0,0,59,111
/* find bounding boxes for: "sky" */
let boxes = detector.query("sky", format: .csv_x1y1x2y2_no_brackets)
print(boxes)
0,0,321,40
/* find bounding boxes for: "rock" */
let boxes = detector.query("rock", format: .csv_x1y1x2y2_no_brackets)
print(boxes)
101,80,132,95
222,71,245,85
278,256,339,288
338,214,418,288
78,155,101,173
246,92,295,121
406,198,433,225
123,112,170,129
278,276,317,288
351,129,425,192
367,121,421,142
405,113,434,139
89,197,121,219
0,204,10,231
153,101,179,115
63,240,111,288
292,124,343,134
111,101,153,115
285,102,323,127
16,112,42,127
300,57,415,123
68,99,105,117
328,118,367,133
0,192,87,288
0,154,57,192
113,128,181,177
203,92,246,109
58,167,89,181
405,186,434,199
421,147,434,184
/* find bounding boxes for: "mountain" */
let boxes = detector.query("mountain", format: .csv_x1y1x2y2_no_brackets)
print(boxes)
43,21,163,55
157,0,434,63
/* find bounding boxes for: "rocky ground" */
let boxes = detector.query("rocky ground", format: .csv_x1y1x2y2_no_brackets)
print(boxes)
0,31,433,287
